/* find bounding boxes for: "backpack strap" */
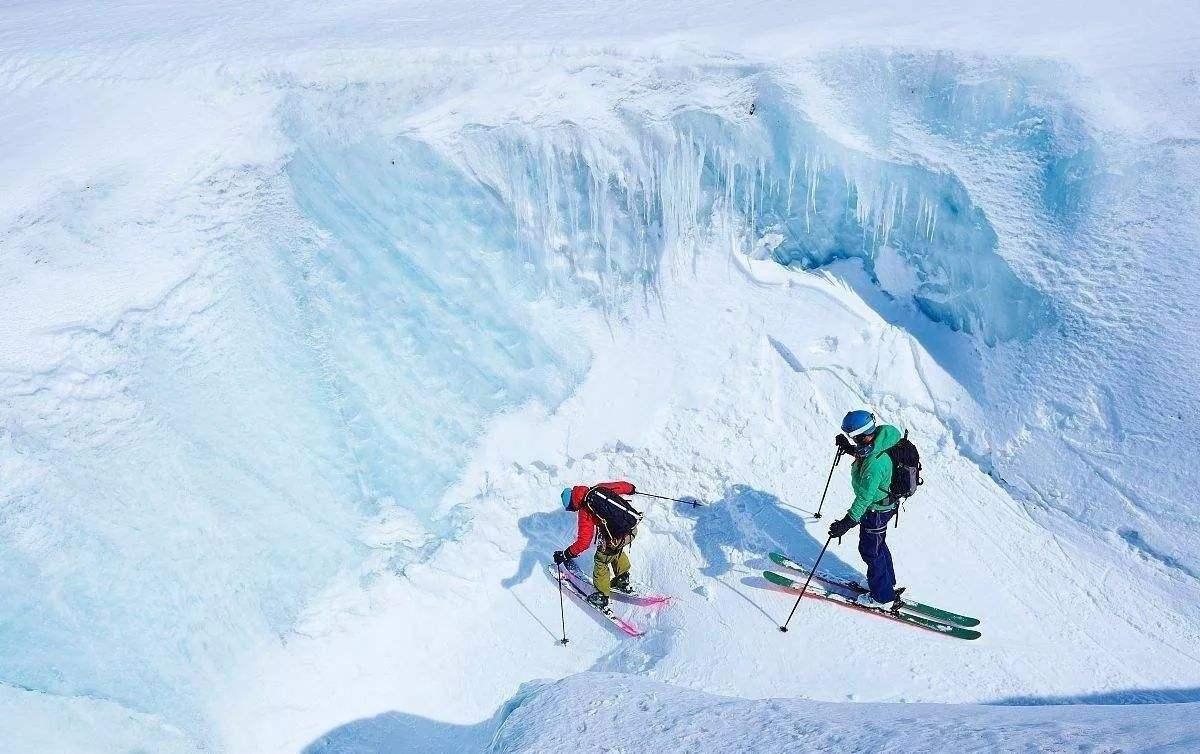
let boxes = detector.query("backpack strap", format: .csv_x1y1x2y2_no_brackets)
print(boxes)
586,485,642,516
583,485,642,542
582,485,610,542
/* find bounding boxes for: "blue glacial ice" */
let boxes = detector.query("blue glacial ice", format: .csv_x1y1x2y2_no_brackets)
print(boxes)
441,71,1065,348
3,49,1196,745
283,124,590,531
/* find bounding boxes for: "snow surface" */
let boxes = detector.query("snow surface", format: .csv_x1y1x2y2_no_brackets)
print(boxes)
2,0,1199,752
488,673,1200,753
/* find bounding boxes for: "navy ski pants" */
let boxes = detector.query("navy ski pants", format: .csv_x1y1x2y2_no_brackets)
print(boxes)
858,508,897,602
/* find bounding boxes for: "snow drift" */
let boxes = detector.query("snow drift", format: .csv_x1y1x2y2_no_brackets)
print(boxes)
488,673,1200,753
2,0,1199,751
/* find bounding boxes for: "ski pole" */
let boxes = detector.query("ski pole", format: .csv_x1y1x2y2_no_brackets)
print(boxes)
632,492,705,507
779,535,832,633
811,449,843,520
556,562,569,645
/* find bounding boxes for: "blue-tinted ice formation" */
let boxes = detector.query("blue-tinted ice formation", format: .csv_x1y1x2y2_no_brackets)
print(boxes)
1,50,1151,743
284,127,588,530
438,70,1072,347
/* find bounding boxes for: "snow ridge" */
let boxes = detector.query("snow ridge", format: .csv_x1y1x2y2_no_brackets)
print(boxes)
489,673,1200,753
1,2,1199,750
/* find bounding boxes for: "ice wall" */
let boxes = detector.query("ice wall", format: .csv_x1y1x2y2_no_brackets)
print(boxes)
2,45,1196,746
449,75,1054,346
282,122,587,542
0,87,595,740
420,54,1199,579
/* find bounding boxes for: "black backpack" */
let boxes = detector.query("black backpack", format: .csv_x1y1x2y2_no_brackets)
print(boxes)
583,487,643,540
885,432,923,501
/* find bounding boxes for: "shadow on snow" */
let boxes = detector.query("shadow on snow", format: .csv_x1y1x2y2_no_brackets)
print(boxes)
501,510,564,590
299,679,556,754
989,687,1200,706
677,483,860,584
300,709,495,754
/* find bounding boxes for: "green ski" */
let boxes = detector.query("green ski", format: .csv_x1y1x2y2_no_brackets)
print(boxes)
769,552,980,628
763,570,981,640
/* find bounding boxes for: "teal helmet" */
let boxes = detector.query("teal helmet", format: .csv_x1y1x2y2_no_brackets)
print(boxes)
560,487,573,510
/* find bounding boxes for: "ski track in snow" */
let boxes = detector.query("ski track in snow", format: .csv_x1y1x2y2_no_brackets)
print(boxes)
1,0,1199,752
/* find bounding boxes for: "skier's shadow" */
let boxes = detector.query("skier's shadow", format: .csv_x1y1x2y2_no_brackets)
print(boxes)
502,510,564,590
501,510,575,643
677,484,860,584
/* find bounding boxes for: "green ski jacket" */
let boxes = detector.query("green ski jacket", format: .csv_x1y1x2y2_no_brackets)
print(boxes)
847,424,902,522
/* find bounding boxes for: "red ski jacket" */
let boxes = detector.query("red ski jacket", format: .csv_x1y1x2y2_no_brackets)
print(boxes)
563,481,636,558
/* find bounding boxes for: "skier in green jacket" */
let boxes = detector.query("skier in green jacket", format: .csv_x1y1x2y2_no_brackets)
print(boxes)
828,410,904,608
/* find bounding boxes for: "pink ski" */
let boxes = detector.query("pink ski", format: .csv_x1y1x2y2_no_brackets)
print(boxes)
549,564,644,637
560,560,672,607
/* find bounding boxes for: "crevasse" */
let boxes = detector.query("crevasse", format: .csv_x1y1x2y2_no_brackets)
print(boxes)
429,74,1063,346
0,52,1105,742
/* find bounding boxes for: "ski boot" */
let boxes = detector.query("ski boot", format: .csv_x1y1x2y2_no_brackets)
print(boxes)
610,573,636,596
586,591,610,611
854,592,891,610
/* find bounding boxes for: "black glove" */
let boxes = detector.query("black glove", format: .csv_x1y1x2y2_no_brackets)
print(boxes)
828,515,857,539
835,434,855,455
627,484,637,495
553,550,572,565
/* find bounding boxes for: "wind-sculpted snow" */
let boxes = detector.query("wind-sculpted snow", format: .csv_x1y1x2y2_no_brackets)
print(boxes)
819,52,1104,221
299,54,1198,584
490,673,1200,753
0,95,594,740
1,13,1198,749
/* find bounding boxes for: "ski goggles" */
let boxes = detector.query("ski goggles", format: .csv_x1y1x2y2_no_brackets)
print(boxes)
840,428,877,457
845,438,874,457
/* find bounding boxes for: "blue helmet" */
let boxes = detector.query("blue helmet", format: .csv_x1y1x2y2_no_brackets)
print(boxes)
841,410,876,438
560,487,574,510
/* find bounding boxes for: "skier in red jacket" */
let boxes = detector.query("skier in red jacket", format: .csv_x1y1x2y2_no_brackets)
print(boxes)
553,481,641,610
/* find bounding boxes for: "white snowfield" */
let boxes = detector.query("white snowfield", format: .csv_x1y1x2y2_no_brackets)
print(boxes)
2,1,1199,752
489,673,1200,753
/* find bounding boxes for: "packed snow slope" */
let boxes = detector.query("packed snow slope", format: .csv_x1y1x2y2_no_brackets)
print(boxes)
488,673,1200,753
1,1,1199,752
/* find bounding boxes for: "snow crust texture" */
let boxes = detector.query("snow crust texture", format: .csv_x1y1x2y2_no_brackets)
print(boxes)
491,673,1200,753
1,0,1199,751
